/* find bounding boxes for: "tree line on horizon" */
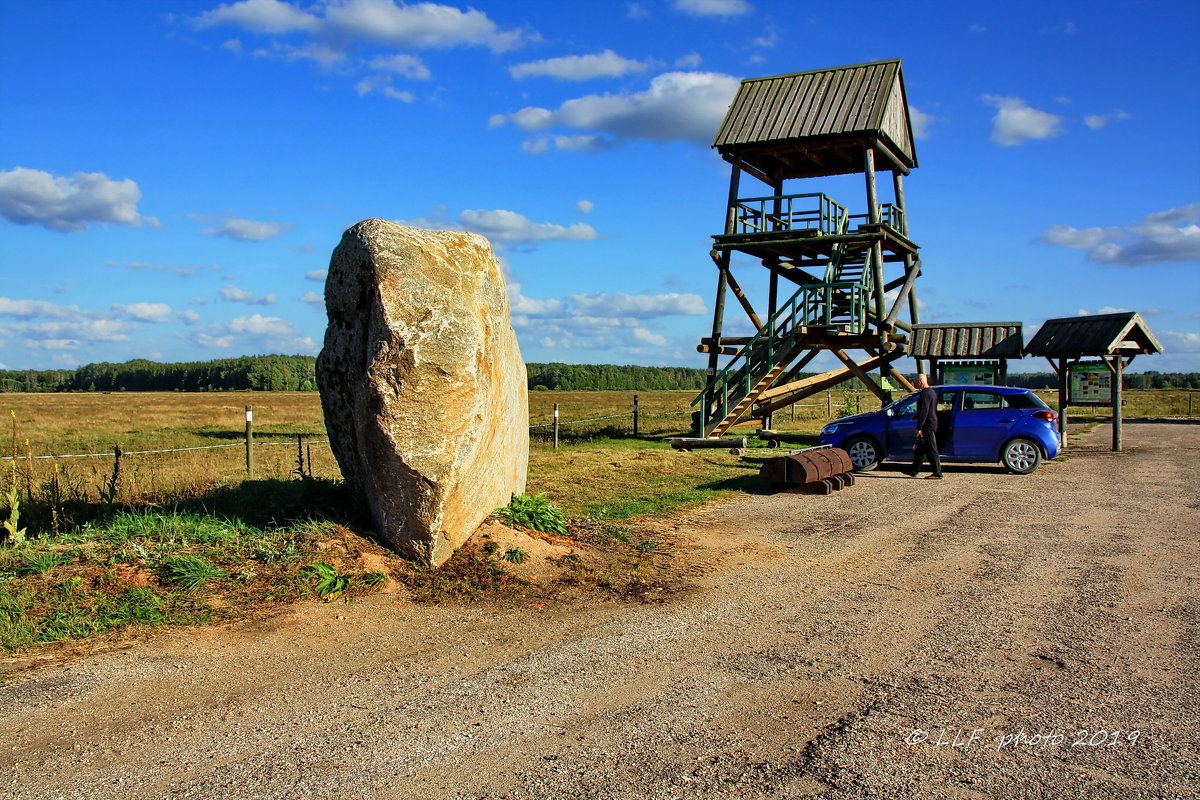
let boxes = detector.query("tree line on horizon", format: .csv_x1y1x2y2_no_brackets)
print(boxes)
0,356,1197,393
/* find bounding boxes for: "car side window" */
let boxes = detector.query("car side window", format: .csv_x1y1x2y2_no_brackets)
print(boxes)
893,395,918,417
936,392,957,412
962,391,1003,411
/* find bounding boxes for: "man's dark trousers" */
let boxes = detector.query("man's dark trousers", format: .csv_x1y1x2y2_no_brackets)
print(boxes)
912,425,942,476
911,385,943,477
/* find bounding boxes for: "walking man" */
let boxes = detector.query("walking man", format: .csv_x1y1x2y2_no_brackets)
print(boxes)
907,373,943,479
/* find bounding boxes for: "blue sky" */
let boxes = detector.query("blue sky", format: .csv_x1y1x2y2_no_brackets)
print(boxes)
1,0,1198,375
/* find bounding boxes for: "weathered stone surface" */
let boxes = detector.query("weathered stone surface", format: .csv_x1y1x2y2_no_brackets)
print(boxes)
316,219,528,566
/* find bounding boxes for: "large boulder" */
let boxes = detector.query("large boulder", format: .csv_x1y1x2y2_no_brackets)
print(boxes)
316,219,528,566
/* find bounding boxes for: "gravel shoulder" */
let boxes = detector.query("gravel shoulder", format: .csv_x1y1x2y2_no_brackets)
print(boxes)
2,421,1198,799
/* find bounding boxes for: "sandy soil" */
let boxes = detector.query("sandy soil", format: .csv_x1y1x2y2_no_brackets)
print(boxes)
2,421,1197,799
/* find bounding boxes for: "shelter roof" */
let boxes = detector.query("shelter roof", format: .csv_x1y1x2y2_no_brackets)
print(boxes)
1024,312,1164,358
712,59,917,180
909,322,1024,359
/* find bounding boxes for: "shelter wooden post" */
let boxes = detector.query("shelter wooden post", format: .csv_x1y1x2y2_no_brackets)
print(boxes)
1103,355,1126,452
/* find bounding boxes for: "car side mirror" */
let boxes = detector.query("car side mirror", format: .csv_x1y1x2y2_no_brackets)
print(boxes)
885,408,894,417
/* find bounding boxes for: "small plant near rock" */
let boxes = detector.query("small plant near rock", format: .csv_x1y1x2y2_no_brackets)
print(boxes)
503,548,528,564
359,570,387,587
304,561,352,600
494,493,567,535
162,554,227,592
482,540,501,555
635,539,658,553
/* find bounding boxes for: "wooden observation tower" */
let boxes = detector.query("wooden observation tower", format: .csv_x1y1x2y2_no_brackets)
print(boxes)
693,59,923,437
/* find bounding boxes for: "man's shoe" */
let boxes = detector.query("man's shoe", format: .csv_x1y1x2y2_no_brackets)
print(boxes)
925,474,943,480
901,469,919,477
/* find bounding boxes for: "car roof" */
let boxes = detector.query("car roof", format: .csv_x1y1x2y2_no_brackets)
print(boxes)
932,384,1031,393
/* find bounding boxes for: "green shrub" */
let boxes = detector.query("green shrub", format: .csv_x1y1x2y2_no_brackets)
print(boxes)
494,493,567,535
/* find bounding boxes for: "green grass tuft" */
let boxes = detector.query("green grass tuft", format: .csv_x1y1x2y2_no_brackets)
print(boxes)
495,493,567,534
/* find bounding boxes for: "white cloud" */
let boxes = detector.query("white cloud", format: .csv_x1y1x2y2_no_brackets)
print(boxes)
675,52,702,68
193,313,316,353
195,0,320,33
631,327,669,346
459,209,598,242
0,167,158,232
1160,331,1200,352
627,3,649,20
1076,306,1130,316
493,71,741,148
322,0,528,52
0,297,87,319
673,0,750,17
205,217,292,241
267,41,348,68
178,310,202,325
982,95,1064,146
367,52,431,79
111,261,207,277
575,200,594,214
1040,203,1200,266
1038,224,1125,249
399,207,600,247
354,74,416,101
565,291,707,317
113,302,173,323
305,269,328,282
301,290,323,305
909,106,935,140
220,285,277,305
508,283,563,316
198,0,527,51
510,50,648,81
1083,109,1131,130
23,319,134,345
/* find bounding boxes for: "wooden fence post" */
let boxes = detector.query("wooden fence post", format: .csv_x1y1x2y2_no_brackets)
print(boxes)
827,391,832,418
552,403,559,451
632,394,639,437
245,405,254,476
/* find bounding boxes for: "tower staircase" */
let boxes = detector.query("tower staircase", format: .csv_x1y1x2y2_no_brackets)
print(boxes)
692,240,878,437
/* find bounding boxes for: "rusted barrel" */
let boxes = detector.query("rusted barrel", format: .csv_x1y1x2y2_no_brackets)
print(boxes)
759,447,855,494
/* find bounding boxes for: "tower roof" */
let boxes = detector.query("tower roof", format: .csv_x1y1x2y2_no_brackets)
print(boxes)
712,59,917,180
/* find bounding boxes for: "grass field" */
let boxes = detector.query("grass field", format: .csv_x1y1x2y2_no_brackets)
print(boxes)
1,387,1195,653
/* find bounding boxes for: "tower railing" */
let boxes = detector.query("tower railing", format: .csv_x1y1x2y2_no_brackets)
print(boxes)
847,203,905,234
731,193,847,236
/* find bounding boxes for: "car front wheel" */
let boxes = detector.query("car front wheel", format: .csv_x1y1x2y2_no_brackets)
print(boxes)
843,435,881,472
1001,438,1042,474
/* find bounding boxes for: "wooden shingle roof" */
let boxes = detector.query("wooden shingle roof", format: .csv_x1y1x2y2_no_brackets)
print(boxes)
712,59,917,180
1025,312,1164,357
909,323,1024,359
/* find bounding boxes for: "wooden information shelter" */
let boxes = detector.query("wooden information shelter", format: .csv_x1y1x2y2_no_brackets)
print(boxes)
1025,312,1163,452
909,322,1023,385
692,59,923,437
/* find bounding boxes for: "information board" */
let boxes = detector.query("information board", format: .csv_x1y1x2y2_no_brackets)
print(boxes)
941,364,998,385
1069,361,1112,404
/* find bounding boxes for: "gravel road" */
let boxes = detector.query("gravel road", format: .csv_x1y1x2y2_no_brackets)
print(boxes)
2,421,1198,799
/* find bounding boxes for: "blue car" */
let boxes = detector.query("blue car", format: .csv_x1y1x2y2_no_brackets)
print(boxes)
818,385,1060,474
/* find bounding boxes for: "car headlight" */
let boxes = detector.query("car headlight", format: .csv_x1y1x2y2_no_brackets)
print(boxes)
821,424,839,436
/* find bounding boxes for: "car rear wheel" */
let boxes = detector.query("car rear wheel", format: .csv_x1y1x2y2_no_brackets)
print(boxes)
1002,437,1042,474
843,435,881,472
